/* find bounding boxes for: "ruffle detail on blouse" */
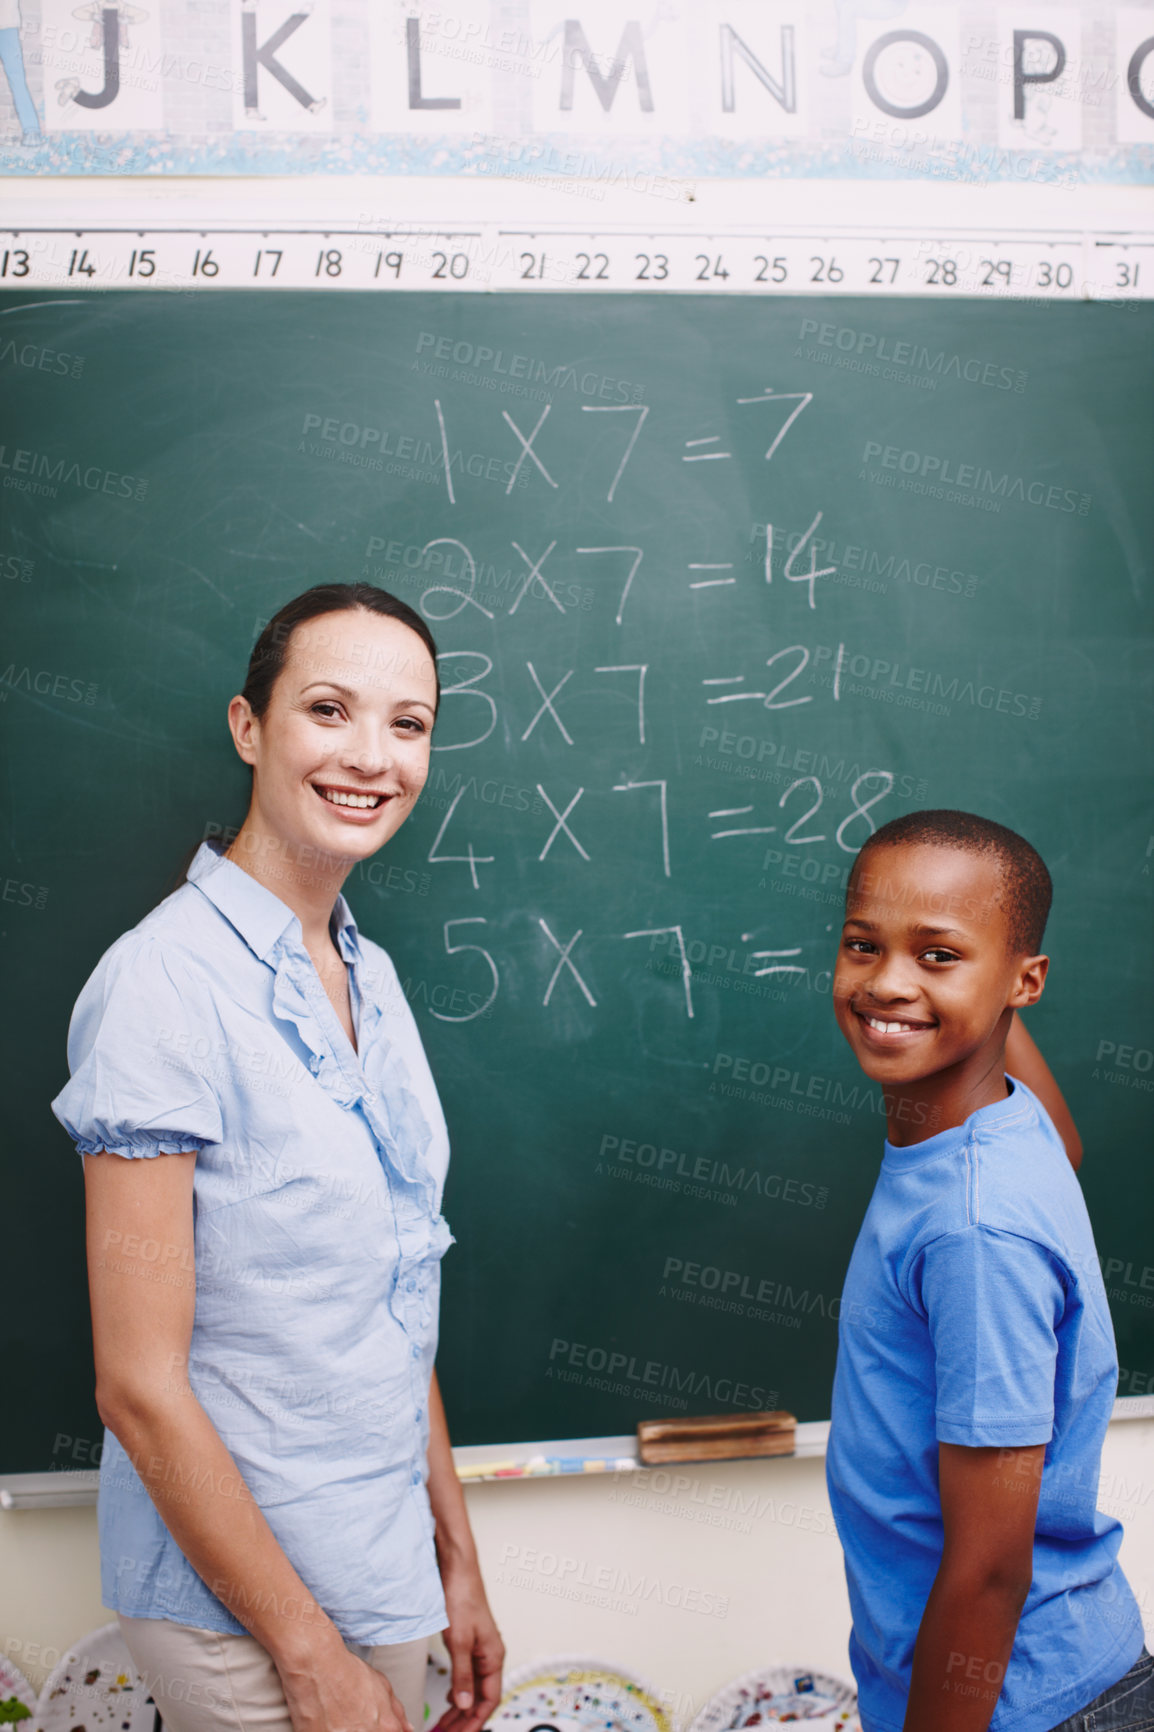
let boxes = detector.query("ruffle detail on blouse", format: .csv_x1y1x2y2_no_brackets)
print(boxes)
270,944,363,1111
268,931,452,1299
73,1133,211,1159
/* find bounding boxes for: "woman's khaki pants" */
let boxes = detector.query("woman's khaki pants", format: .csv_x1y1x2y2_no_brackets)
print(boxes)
117,1613,428,1732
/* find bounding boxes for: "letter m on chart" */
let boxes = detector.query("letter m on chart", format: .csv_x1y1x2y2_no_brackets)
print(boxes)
560,20,654,111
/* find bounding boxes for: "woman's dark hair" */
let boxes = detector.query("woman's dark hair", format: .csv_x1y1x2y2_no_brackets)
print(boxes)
242,583,440,717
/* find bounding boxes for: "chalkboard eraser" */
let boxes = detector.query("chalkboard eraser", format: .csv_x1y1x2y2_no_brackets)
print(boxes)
637,1410,796,1464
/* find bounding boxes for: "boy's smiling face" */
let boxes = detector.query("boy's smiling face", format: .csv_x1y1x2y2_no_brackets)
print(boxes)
833,842,1048,1125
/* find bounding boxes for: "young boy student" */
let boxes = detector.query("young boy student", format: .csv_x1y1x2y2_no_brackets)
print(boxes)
826,811,1151,1732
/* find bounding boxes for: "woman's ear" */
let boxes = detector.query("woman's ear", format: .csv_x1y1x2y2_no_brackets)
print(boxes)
1009,953,1049,1010
227,694,259,767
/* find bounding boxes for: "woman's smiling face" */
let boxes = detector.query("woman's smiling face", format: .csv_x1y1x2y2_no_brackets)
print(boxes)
230,608,438,864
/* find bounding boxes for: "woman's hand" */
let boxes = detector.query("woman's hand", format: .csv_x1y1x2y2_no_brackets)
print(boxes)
277,1630,414,1732
438,1557,505,1732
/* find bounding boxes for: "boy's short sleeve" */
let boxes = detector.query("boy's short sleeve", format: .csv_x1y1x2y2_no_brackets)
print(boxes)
51,934,224,1159
912,1226,1067,1448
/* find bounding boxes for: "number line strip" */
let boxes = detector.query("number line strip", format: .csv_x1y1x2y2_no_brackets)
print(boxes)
3,228,1150,297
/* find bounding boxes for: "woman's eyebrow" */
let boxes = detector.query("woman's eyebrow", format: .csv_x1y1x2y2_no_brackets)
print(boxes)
300,680,359,700
300,680,435,714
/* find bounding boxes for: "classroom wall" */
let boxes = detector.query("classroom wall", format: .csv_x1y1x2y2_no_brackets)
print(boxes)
4,1419,1153,1720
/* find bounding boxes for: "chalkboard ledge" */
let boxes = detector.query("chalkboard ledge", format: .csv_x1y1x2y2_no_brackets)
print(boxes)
0,1430,828,1506
4,1404,1151,1507
453,1422,831,1483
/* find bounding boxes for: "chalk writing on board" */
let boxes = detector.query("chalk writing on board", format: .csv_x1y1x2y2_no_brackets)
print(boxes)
539,918,597,1009
700,773,897,855
736,388,815,463
779,777,827,846
689,564,736,590
765,646,815,710
624,925,695,1020
433,651,496,753
509,540,564,614
427,787,494,890
579,403,649,502
419,538,494,621
703,675,760,704
613,780,670,878
683,435,731,462
593,664,648,744
836,772,896,851
430,919,499,1024
408,377,888,1014
746,947,806,981
574,545,644,625
538,787,589,862
775,511,837,609
709,806,777,841
701,643,829,711
431,399,456,505
522,664,574,745
503,406,557,495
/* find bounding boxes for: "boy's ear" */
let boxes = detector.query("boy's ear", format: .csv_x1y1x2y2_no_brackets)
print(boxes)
1009,953,1048,1009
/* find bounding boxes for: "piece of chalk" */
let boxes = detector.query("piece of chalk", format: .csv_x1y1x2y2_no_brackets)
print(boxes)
456,1454,638,1481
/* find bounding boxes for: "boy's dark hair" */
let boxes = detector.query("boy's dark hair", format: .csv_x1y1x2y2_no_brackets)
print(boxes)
855,809,1052,954
242,582,440,718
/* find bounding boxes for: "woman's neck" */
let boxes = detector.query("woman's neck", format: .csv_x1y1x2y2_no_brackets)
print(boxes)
224,816,350,955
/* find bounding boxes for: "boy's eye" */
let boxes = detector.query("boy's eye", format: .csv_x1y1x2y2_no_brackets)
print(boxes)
843,938,876,954
922,947,959,964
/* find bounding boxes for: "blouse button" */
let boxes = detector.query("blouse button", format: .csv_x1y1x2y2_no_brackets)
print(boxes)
405,1279,416,1292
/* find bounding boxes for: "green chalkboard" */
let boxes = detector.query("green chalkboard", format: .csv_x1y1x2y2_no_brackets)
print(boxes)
3,289,1152,1473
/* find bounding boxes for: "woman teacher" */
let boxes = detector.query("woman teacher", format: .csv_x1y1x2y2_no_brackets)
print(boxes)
52,584,504,1732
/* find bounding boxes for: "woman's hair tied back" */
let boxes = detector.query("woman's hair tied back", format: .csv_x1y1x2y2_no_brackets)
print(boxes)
242,582,440,719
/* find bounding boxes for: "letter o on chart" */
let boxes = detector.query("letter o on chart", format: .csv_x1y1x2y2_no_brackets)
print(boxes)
862,31,949,119
1130,38,1154,119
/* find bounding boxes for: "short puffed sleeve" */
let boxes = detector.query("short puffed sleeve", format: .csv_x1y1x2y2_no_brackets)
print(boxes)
51,932,224,1159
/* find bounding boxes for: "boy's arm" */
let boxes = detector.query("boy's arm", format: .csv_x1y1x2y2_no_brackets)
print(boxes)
1005,1011,1083,1171
903,1442,1045,1732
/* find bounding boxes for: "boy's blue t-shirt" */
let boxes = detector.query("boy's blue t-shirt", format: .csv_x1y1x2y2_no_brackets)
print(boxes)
826,1076,1142,1732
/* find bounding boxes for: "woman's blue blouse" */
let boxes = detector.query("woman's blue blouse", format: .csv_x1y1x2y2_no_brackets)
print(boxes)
51,841,453,1643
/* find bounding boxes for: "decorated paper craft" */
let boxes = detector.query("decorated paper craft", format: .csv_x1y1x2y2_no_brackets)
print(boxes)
487,1658,671,1732
688,1666,860,1730
35,1624,158,1732
0,1657,35,1725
